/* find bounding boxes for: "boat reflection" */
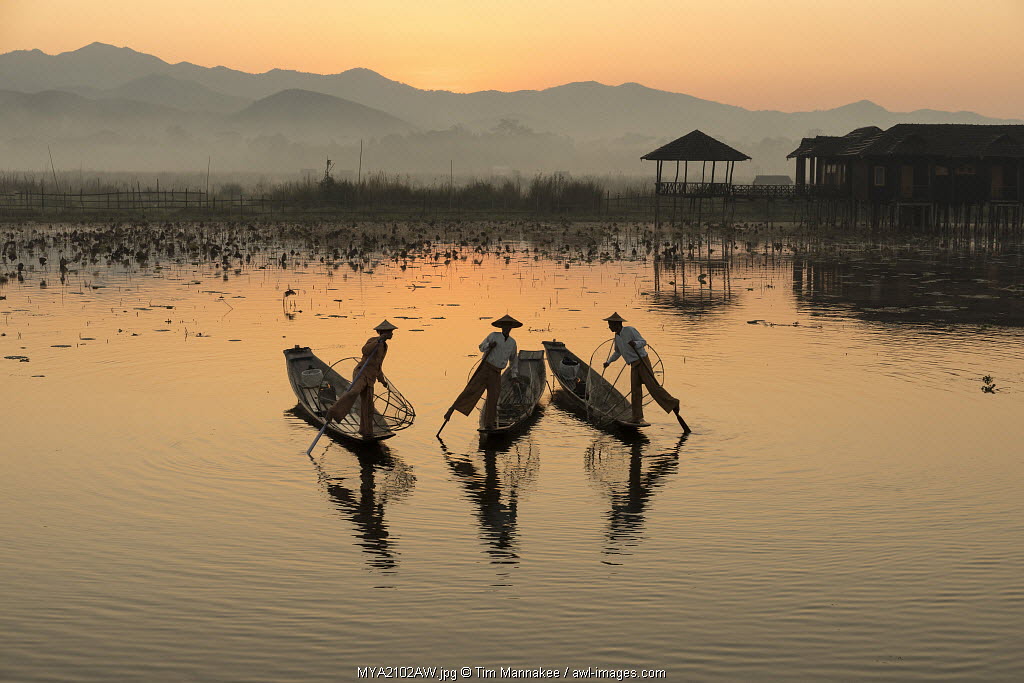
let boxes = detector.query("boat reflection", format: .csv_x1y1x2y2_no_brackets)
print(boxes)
442,434,540,566
293,410,416,570
584,433,687,559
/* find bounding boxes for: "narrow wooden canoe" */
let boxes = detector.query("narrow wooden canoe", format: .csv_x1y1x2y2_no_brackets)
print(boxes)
541,340,647,429
478,350,546,435
284,345,414,443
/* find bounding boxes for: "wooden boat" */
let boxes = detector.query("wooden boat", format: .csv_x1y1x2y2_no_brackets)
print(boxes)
479,350,546,435
541,340,647,429
284,345,415,443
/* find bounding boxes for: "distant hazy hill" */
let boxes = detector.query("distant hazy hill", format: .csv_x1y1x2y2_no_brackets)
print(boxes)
101,74,253,113
4,42,1019,141
1,42,1020,175
0,84,409,141
0,88,205,135
0,43,173,93
230,89,412,140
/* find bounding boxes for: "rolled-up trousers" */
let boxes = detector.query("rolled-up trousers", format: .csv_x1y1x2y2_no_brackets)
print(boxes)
630,355,679,420
450,363,502,427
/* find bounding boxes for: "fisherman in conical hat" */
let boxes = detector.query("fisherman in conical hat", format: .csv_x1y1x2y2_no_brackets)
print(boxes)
444,314,522,430
326,320,397,436
602,312,690,432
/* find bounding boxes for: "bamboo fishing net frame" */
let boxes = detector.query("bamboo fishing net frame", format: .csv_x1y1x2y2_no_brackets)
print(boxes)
585,339,667,423
324,357,416,434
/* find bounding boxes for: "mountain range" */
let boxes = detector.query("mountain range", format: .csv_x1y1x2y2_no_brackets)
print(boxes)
1,42,1019,178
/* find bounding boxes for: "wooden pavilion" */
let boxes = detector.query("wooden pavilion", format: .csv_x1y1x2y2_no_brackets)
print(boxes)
642,130,751,226
642,130,751,197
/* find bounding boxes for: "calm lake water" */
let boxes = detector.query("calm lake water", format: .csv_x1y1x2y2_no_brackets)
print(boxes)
2,221,1023,681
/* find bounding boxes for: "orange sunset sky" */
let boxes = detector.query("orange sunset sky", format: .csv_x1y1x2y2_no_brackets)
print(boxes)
4,0,1023,118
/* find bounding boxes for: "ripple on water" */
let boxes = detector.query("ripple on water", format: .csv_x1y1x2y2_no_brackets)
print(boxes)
3,227,1024,680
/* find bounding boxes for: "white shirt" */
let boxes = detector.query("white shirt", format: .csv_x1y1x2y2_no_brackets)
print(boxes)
480,331,519,376
606,326,648,365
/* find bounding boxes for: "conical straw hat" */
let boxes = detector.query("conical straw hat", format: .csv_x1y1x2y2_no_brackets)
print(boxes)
603,312,627,322
491,314,523,328
374,319,398,331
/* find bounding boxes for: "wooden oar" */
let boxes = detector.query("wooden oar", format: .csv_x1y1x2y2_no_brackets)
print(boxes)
437,342,497,438
306,420,333,456
675,410,692,434
307,338,382,455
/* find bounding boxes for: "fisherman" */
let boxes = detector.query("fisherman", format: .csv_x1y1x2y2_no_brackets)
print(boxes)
601,312,690,432
326,320,396,436
443,314,521,430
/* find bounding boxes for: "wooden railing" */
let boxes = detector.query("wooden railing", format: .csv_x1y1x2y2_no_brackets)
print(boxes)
656,182,841,199
733,184,800,198
656,182,734,197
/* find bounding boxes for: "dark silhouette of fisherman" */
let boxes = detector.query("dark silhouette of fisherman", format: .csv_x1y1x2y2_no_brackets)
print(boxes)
601,312,690,432
326,320,396,436
444,314,522,430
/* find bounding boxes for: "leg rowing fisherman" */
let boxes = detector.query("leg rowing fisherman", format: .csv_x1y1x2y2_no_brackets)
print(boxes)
326,320,396,437
444,314,522,430
601,312,691,433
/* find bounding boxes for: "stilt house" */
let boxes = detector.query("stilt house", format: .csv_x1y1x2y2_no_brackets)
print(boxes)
788,124,1024,204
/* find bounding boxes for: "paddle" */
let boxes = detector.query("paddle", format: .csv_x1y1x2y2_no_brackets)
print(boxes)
675,411,692,434
306,338,383,455
306,419,333,456
437,342,497,438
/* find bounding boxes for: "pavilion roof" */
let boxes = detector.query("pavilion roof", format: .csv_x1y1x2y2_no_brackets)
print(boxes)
642,130,751,162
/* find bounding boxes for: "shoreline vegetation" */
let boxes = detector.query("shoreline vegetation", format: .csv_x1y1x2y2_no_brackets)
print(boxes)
0,170,613,213
0,170,789,222
3,171,1021,238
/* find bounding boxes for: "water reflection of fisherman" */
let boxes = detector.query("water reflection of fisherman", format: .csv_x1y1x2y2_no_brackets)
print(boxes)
586,434,686,552
310,446,416,571
444,440,538,564
444,314,521,430
326,320,396,436
601,312,689,432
